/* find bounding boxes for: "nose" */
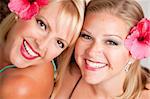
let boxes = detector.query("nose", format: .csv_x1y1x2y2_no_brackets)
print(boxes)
85,41,104,58
36,35,52,50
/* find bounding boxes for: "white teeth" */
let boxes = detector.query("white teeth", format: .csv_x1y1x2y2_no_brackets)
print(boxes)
86,60,106,68
24,41,38,57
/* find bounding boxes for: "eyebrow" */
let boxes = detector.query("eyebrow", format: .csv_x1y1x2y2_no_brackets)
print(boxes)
36,15,51,32
82,28,123,40
103,34,123,40
82,28,92,35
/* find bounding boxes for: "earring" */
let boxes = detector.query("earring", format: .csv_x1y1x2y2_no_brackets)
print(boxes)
124,61,132,72
15,15,19,20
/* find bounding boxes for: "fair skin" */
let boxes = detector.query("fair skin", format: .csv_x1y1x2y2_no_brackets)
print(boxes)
75,12,131,85
0,3,73,69
0,2,74,99
55,12,150,99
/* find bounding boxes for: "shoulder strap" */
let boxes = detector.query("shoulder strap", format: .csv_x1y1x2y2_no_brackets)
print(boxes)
69,76,82,98
0,65,16,73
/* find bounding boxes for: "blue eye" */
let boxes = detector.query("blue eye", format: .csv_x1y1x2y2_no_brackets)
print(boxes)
36,19,47,30
106,40,118,46
57,40,65,49
80,32,92,40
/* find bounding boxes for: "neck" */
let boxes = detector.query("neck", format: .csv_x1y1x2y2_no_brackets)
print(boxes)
92,71,126,98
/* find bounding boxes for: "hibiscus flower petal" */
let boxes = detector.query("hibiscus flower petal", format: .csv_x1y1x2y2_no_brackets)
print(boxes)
130,40,150,59
19,2,39,20
36,0,49,7
8,0,48,20
125,18,150,59
8,0,29,14
124,37,133,50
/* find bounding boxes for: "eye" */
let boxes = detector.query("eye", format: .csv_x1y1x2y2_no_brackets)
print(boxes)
80,32,92,40
36,19,47,30
106,40,118,46
57,40,65,49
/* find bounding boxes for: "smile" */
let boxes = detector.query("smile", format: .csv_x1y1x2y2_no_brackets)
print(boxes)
85,59,107,71
20,39,40,60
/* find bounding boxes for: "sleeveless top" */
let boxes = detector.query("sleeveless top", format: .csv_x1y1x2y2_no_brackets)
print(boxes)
69,76,82,99
0,60,57,73
0,65,16,73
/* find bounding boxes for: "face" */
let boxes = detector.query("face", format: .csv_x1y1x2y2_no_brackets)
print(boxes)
75,12,132,84
4,3,74,68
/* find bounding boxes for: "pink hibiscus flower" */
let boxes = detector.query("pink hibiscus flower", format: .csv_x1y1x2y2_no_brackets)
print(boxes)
8,0,48,20
125,18,150,59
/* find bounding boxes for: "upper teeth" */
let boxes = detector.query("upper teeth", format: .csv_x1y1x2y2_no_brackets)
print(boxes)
86,60,106,68
24,41,38,57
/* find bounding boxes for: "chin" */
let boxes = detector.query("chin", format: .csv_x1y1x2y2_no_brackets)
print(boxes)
85,78,101,85
11,57,29,68
83,73,106,85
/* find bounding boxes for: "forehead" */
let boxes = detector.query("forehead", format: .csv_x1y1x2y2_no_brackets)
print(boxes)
83,12,129,39
39,2,61,28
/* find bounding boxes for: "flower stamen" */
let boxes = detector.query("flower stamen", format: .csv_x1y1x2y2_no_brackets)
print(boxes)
29,0,35,4
138,36,145,41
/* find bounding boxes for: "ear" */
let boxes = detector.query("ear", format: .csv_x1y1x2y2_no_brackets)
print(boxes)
15,15,19,20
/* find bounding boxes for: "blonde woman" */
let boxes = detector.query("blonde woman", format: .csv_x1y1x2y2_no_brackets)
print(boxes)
52,0,150,98
0,0,85,98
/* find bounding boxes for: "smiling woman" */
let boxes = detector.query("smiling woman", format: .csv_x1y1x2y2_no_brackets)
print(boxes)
52,0,150,99
0,0,85,98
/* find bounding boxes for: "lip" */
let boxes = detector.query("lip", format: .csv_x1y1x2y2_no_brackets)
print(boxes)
84,59,107,71
20,39,40,60
84,65,106,71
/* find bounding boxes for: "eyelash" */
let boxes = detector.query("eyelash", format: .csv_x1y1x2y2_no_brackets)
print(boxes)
105,40,118,46
80,32,119,46
80,32,92,40
57,40,65,49
36,19,47,31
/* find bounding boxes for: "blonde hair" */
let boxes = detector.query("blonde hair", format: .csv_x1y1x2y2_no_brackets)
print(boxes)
0,13,16,44
85,0,150,98
50,0,85,98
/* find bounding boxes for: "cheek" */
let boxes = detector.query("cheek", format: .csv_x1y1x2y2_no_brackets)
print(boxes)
45,51,60,61
8,27,30,41
74,44,80,62
11,20,37,37
75,40,84,58
74,41,88,68
45,46,63,62
107,49,130,68
74,42,82,64
75,39,89,52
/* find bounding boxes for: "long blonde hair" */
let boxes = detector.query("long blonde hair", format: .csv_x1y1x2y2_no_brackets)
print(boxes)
0,13,16,44
50,0,85,98
84,0,150,98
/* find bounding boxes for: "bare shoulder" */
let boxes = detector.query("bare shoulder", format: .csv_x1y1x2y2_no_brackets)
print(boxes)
0,73,40,98
0,62,54,99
